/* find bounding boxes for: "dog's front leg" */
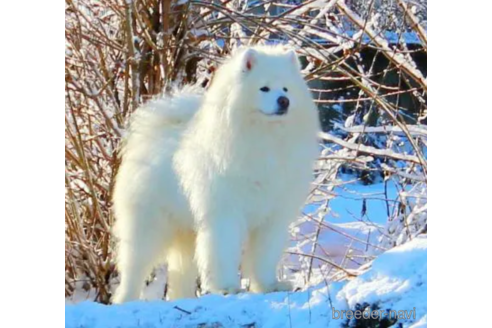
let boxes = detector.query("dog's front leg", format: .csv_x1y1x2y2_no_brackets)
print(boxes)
195,214,245,295
243,219,293,293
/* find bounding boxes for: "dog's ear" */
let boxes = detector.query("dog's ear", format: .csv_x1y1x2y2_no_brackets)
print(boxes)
286,49,301,70
242,48,257,72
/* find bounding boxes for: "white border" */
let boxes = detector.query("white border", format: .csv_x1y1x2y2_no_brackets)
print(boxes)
429,0,492,326
1,1,63,327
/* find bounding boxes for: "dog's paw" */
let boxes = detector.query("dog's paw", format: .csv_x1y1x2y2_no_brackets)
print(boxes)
217,286,242,295
250,280,294,293
201,286,242,296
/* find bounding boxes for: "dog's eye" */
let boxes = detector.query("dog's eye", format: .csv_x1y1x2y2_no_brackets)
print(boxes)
283,87,288,92
260,86,270,92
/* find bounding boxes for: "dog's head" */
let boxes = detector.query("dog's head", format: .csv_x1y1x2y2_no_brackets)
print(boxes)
238,47,300,117
209,45,317,125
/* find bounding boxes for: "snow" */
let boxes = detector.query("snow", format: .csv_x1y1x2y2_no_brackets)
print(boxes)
66,237,427,328
291,178,399,276
319,132,422,164
338,237,427,313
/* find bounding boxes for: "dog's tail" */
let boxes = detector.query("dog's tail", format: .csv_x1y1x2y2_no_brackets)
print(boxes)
117,84,203,161
129,84,203,131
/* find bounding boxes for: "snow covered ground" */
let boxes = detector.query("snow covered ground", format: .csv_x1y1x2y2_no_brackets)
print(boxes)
287,178,400,281
66,236,427,328
310,179,397,255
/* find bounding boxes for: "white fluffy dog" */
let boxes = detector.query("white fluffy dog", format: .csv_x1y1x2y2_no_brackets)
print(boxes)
112,45,320,303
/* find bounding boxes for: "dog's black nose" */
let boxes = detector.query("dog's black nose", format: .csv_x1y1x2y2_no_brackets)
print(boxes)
277,96,289,115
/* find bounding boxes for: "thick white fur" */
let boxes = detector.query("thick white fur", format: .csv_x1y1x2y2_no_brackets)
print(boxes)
112,45,320,304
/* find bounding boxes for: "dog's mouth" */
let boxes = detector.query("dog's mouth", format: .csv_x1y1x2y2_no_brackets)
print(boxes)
260,108,289,117
261,113,288,126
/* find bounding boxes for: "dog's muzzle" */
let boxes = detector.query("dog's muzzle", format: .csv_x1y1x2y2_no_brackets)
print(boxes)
276,96,289,115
